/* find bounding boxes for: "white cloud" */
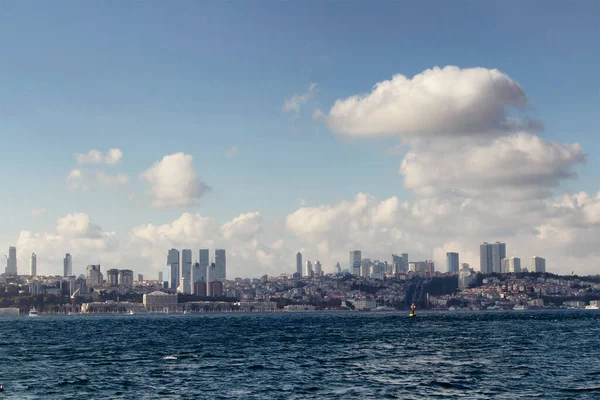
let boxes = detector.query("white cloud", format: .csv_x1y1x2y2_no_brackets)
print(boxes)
224,145,239,158
283,83,317,119
15,213,120,276
400,132,585,200
129,212,287,278
140,153,210,208
31,208,46,217
66,169,129,191
327,66,533,138
75,149,123,165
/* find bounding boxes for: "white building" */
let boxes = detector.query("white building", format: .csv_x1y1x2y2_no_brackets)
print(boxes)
63,253,72,277
181,249,192,294
509,257,521,273
30,253,37,276
459,263,475,289
215,249,226,282
143,291,178,313
531,257,546,273
360,259,371,278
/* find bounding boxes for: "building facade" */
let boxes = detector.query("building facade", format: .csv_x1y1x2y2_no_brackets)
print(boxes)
5,246,17,275
86,264,103,286
63,253,72,277
446,252,459,274
531,257,546,273
349,250,361,276
480,242,506,274
296,252,303,276
215,249,226,282
181,249,192,294
30,253,37,276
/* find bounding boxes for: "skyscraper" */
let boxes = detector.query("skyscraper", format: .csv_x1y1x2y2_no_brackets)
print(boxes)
296,252,303,276
191,262,205,295
531,256,546,273
215,249,226,282
349,250,361,276
6,246,17,274
181,249,192,294
30,253,37,276
208,262,217,283
480,242,506,274
509,257,521,273
63,253,72,277
305,261,313,277
167,249,180,289
314,260,322,276
446,252,459,274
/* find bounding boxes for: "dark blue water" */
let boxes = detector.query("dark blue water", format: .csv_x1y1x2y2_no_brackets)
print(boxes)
1,311,599,399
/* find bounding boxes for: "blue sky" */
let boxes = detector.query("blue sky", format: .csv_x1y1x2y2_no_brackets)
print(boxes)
1,1,598,277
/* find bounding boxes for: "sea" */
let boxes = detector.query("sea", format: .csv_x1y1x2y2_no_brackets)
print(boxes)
0,310,599,399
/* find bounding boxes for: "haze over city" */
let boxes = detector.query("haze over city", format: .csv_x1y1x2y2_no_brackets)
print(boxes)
1,1,599,279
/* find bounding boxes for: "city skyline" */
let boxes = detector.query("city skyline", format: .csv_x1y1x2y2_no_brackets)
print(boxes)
1,2,599,278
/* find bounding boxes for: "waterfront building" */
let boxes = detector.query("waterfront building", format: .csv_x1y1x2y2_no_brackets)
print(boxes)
30,253,37,277
349,250,361,276
446,252,459,274
296,252,303,276
531,257,546,273
143,291,178,313
63,253,72,277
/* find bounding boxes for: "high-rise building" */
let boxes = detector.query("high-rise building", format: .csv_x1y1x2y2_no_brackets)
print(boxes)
137,274,143,282
459,263,475,289
501,258,510,274
158,271,163,282
335,262,342,274
215,249,226,282
531,257,546,273
208,262,217,283
118,270,134,286
361,259,371,278
6,246,17,275
480,242,506,274
30,253,37,277
296,252,303,276
446,252,459,274
106,269,119,286
181,249,192,294
349,250,361,276
167,249,180,289
314,261,322,276
191,262,206,295
509,257,521,273
305,261,313,277
199,249,209,271
86,265,103,286
63,253,72,277
392,254,406,275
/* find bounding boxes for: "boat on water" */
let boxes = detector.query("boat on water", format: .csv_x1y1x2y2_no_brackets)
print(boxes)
373,306,396,312
513,305,528,310
28,308,40,317
585,305,599,310
409,303,416,317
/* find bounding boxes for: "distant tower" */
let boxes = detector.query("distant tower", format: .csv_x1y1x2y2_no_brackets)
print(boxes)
63,253,72,277
167,249,180,289
446,252,459,274
305,261,313,277
314,261,322,276
349,250,361,276
480,242,505,274
531,257,546,273
30,253,37,277
335,262,341,274
215,249,226,282
6,246,17,275
181,249,192,294
296,252,303,276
